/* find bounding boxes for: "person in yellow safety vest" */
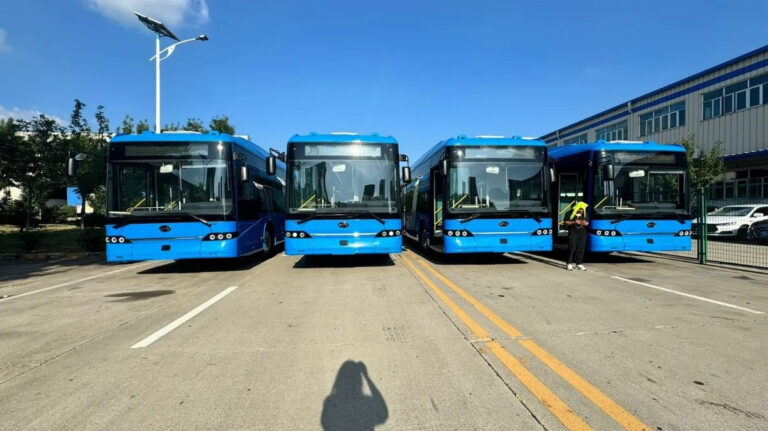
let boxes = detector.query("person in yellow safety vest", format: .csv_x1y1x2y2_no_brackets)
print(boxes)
563,202,589,271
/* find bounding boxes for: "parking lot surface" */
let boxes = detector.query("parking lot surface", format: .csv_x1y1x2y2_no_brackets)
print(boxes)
1,247,766,430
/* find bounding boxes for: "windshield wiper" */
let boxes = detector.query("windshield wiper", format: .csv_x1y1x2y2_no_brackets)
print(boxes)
297,213,317,225
363,211,385,225
506,209,542,223
180,212,211,227
610,214,633,224
460,214,480,224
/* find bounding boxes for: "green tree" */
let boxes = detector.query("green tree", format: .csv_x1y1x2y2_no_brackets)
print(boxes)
162,122,181,132
184,117,206,133
136,119,150,133
117,115,134,134
681,135,725,189
4,115,68,230
209,115,235,135
68,100,109,229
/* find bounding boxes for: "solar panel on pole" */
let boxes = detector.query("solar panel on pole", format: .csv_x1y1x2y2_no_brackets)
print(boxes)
133,11,179,41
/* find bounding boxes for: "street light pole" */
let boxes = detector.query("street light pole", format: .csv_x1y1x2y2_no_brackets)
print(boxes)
133,11,208,134
155,33,161,133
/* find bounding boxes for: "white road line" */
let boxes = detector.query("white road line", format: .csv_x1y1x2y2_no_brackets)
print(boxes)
130,286,238,348
0,262,155,304
611,276,765,315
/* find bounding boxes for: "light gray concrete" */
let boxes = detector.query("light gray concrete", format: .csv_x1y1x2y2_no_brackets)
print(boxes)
1,249,766,430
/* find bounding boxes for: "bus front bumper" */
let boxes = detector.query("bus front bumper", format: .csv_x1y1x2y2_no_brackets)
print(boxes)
588,234,691,252
107,238,240,262
442,233,552,253
285,236,402,255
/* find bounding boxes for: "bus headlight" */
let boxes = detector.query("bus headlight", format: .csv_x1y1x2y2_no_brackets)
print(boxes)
376,230,403,237
285,231,311,239
106,236,131,244
591,229,622,237
531,229,552,236
203,232,239,241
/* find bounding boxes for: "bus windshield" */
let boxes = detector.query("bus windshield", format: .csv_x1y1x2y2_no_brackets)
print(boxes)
287,143,400,215
447,146,547,214
108,159,233,219
593,150,687,216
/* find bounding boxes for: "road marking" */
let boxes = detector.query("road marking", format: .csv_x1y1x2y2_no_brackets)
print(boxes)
131,286,238,348
400,254,592,431
611,276,765,315
408,251,651,431
0,262,155,304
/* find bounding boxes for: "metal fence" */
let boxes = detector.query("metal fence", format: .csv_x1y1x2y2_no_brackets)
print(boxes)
663,188,768,269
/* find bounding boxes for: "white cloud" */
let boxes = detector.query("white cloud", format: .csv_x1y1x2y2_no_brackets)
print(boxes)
0,28,11,52
83,0,209,29
0,105,65,125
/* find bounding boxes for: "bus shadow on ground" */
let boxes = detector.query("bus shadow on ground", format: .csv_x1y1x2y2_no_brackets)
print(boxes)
137,246,282,274
538,245,653,265
403,242,527,266
293,254,395,269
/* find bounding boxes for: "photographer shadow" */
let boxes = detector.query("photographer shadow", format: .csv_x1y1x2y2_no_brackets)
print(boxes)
321,360,388,431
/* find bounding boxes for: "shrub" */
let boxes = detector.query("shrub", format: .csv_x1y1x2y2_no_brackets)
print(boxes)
0,200,28,230
19,231,44,252
41,205,77,224
79,229,106,251
83,213,106,228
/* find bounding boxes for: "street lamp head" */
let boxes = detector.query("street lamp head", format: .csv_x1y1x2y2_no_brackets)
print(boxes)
133,11,180,41
197,35,209,41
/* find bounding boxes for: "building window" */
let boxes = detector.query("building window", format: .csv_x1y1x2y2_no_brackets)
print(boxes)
596,120,628,141
639,101,685,136
702,73,768,121
748,72,768,107
563,133,588,145
703,89,723,120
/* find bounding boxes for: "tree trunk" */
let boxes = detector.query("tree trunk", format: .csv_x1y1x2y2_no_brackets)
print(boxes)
80,196,86,230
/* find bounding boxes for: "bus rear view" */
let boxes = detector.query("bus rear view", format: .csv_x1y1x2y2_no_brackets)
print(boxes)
283,133,406,255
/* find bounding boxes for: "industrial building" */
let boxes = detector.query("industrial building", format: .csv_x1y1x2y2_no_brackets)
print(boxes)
540,44,768,206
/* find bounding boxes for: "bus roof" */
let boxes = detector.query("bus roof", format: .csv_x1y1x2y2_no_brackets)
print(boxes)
413,135,546,168
287,132,398,144
548,140,685,160
110,131,272,159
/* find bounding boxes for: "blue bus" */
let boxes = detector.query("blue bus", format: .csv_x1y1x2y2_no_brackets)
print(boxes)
98,131,285,262
402,135,553,254
548,140,692,252
279,132,408,255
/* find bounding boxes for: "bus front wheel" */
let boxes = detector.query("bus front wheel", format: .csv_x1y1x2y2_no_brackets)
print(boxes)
263,228,274,255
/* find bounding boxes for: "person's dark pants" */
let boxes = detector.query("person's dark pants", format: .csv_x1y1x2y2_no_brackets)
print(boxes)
567,232,586,265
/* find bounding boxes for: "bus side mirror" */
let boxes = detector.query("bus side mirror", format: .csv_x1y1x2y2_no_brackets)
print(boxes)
402,166,411,183
266,156,277,176
67,158,78,177
602,164,614,180
239,165,250,183
441,159,448,177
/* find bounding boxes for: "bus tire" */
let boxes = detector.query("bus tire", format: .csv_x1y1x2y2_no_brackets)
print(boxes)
263,226,274,255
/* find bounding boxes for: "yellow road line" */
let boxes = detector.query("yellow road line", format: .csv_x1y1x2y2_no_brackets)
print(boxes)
400,254,592,431
409,251,651,431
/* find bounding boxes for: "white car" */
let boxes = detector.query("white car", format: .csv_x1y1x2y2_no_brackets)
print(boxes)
703,204,768,239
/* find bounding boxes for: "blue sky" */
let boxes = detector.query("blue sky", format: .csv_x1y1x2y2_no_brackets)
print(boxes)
1,0,767,157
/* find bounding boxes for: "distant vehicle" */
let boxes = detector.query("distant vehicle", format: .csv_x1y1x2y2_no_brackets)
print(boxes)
76,131,285,262
402,135,552,254
549,140,692,252
748,218,768,244
701,204,768,239
280,132,408,255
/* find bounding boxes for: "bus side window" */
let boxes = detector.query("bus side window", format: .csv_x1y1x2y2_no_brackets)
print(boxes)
237,167,261,220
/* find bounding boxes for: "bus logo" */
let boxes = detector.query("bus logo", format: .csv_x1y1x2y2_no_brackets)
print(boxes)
338,222,349,228
159,225,172,232
499,221,509,227
647,222,656,228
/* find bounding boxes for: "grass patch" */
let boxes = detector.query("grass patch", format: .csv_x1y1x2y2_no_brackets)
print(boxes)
0,224,105,254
